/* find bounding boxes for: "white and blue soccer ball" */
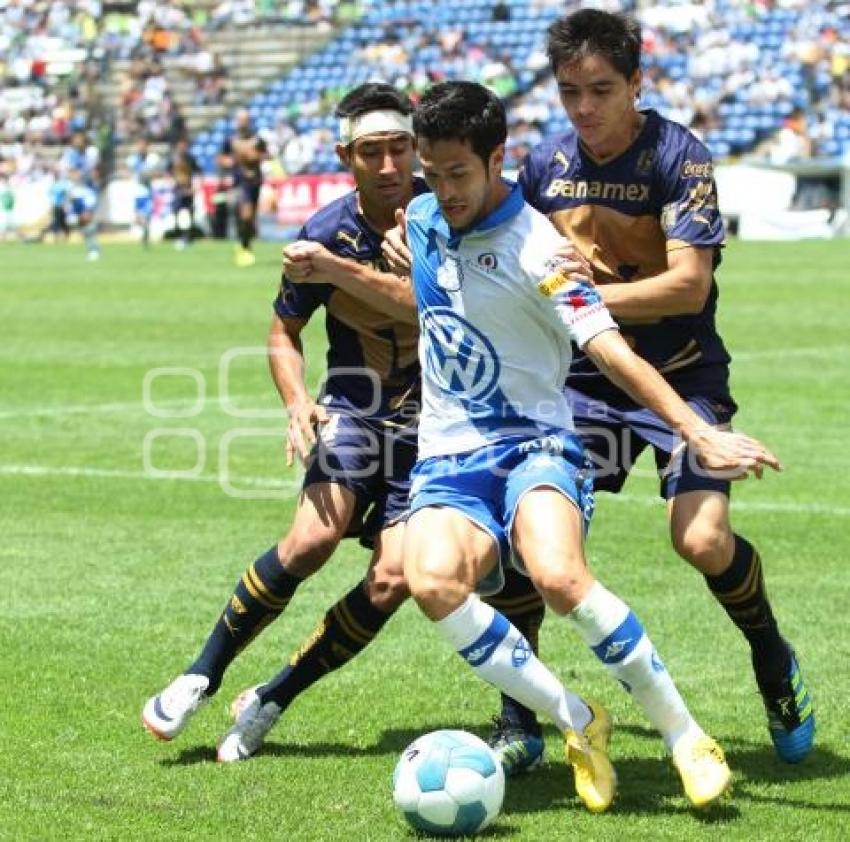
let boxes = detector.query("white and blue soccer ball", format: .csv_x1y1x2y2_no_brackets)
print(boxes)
392,729,505,836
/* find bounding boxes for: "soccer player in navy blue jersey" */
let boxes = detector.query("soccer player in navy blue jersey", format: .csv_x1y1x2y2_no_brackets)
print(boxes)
220,108,269,266
518,9,813,764
142,83,422,754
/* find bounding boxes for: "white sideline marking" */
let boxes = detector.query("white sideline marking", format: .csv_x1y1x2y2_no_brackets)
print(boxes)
733,345,849,361
0,464,301,490
1,463,847,516
0,394,279,420
606,492,850,518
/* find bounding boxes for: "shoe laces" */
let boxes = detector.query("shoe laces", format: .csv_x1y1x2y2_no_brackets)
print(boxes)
683,736,725,768
488,716,536,748
488,716,516,745
164,675,207,709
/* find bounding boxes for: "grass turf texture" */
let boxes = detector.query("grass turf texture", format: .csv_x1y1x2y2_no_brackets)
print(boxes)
1,239,848,840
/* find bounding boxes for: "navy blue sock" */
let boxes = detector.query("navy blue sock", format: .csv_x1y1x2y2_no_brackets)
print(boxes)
705,534,789,687
260,580,392,711
188,546,302,694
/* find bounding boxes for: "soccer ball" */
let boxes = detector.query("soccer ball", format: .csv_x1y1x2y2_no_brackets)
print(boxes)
392,729,505,836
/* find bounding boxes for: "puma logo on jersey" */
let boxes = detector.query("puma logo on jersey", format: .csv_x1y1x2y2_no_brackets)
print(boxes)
336,230,364,251
553,149,570,174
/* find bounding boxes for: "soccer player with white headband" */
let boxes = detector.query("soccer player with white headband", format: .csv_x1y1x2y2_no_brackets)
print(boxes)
143,83,546,770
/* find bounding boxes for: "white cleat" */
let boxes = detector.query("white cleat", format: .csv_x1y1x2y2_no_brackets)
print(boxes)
217,686,281,763
142,674,210,741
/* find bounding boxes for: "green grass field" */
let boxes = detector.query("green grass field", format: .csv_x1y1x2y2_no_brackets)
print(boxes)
2,239,848,840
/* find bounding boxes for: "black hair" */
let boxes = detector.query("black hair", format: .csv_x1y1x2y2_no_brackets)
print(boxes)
546,9,642,79
413,81,506,166
335,82,414,120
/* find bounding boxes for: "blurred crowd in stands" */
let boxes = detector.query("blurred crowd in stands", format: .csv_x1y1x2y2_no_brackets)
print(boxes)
0,0,848,237
508,0,850,164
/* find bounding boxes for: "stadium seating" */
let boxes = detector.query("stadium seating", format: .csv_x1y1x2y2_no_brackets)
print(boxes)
2,0,848,188
185,0,850,175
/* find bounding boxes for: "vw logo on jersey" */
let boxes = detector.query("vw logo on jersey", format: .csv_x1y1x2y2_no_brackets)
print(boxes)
421,306,500,401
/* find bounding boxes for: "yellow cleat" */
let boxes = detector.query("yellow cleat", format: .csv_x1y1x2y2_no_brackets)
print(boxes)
564,699,617,814
234,246,256,267
672,734,732,808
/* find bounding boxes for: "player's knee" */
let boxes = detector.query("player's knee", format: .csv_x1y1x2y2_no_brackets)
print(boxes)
277,526,340,577
671,522,732,572
407,563,469,621
365,567,409,613
529,563,591,614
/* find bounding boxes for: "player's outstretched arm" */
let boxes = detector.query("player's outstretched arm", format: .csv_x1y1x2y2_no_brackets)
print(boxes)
583,329,782,479
267,314,329,465
282,239,417,323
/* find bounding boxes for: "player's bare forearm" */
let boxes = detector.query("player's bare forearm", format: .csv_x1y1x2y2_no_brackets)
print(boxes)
584,330,711,441
332,260,417,323
284,241,417,322
266,315,311,411
598,247,713,320
587,329,782,476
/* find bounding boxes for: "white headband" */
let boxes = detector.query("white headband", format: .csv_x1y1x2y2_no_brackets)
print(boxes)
339,109,414,145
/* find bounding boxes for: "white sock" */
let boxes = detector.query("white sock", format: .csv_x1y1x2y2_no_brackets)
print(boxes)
569,581,702,751
436,595,590,732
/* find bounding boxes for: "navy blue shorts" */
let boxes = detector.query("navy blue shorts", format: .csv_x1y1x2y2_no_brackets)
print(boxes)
303,411,417,549
236,181,261,209
567,388,737,499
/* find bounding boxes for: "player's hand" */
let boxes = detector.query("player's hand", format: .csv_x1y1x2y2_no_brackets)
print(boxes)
381,209,411,276
550,237,593,281
285,399,329,466
686,427,783,480
282,240,338,284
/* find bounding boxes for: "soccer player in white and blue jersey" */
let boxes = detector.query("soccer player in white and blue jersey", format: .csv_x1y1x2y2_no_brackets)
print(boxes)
402,82,781,812
126,137,161,247
67,168,100,261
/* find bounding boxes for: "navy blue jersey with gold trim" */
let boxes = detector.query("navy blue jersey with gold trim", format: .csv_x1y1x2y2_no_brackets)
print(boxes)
520,109,732,405
273,180,428,422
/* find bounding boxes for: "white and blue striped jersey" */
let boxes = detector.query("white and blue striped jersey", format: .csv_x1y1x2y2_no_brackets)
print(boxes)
407,181,617,459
